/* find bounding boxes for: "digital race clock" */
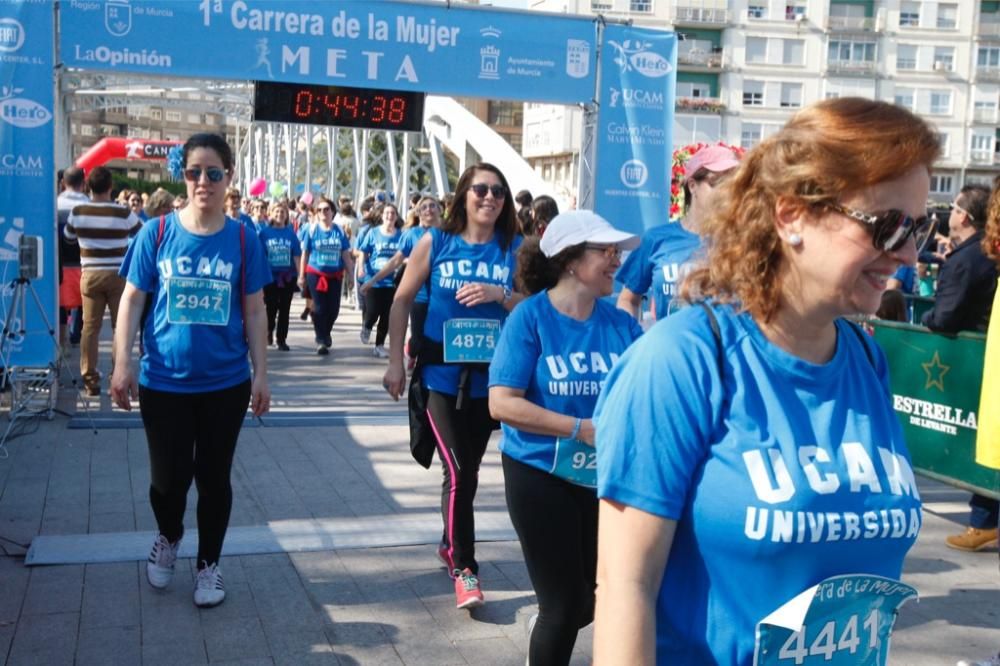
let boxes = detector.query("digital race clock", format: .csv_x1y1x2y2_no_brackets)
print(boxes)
253,82,426,132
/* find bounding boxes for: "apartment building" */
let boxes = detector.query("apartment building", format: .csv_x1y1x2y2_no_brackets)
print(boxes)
526,0,1000,202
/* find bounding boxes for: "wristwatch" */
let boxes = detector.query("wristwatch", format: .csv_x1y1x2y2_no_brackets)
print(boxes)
501,286,513,304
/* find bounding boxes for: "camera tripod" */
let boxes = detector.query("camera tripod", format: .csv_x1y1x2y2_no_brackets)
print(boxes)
0,275,96,457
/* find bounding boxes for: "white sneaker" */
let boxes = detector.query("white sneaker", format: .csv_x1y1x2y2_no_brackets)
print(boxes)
372,345,389,359
193,561,225,608
958,655,1000,666
360,327,372,344
146,534,180,589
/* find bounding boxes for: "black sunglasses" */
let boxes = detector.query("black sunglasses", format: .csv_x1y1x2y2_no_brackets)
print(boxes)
183,167,227,183
825,203,933,253
469,183,506,200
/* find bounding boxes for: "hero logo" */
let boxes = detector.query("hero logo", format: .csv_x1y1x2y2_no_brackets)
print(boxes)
608,86,665,110
608,39,672,79
0,18,25,53
620,159,649,189
0,87,52,129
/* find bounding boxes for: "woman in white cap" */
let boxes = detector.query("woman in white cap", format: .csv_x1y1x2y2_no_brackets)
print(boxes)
489,210,642,665
616,144,741,322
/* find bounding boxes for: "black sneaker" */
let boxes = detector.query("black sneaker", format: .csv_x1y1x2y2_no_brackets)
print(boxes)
317,345,329,355
299,308,311,321
277,342,290,351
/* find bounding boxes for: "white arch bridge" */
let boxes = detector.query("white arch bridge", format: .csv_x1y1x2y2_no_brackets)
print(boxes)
58,74,565,207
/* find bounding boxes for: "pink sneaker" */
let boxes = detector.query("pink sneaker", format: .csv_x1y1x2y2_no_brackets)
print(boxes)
453,568,485,609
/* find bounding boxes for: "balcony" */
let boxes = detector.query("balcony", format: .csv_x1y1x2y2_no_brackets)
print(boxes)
675,96,727,114
974,108,999,124
673,5,731,27
826,15,874,32
677,47,726,70
979,19,1000,41
826,59,877,75
969,151,1000,166
976,66,1000,82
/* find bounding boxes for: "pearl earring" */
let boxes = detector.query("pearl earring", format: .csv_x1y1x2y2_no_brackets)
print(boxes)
788,233,803,247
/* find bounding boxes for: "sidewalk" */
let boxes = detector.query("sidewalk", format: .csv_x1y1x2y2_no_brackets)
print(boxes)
0,305,997,665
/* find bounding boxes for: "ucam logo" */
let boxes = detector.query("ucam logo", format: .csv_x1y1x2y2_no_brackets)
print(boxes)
0,18,25,52
608,40,672,79
620,159,649,189
609,86,665,109
0,154,44,177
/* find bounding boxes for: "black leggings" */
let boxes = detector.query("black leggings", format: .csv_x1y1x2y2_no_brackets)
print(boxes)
263,283,295,344
408,301,429,358
502,453,598,665
364,286,395,346
140,380,251,565
426,389,494,575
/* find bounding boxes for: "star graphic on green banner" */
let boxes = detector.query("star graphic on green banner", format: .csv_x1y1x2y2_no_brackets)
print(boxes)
922,351,950,392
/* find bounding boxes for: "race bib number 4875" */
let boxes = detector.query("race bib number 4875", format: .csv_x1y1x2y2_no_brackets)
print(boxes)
166,277,232,326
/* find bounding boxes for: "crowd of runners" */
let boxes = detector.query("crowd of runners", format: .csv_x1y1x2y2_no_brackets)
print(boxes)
51,95,994,666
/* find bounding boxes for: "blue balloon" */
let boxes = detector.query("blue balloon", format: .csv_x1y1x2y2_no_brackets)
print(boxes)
311,183,323,192
295,183,305,193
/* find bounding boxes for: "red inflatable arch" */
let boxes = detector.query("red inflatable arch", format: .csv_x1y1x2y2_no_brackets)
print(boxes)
75,137,182,173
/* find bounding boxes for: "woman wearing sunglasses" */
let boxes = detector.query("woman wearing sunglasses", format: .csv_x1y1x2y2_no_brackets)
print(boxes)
361,196,443,364
111,133,272,609
616,144,741,323
298,196,354,355
259,200,302,350
592,98,938,665
489,210,642,665
383,163,521,610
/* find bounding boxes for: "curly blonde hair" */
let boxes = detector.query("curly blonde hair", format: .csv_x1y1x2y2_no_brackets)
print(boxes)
681,97,941,322
982,176,1000,266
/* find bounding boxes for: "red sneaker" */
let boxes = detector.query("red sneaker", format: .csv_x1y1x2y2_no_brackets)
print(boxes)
453,568,485,609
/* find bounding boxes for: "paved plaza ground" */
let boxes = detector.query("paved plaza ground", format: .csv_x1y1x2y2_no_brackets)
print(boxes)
0,305,997,665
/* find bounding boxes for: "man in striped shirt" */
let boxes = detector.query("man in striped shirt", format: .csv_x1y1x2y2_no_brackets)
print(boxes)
64,166,142,396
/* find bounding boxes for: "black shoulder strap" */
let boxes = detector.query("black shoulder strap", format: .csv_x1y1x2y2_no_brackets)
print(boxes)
697,301,724,377
844,319,876,369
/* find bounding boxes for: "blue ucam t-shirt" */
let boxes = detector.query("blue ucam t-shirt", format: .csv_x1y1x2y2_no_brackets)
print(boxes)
302,223,349,273
593,304,922,665
257,224,301,276
401,225,430,304
489,291,642,474
422,227,521,398
616,222,702,320
126,213,272,393
358,227,401,288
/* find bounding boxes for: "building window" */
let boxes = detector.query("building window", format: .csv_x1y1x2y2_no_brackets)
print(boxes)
629,0,651,12
929,91,952,115
187,113,201,124
741,122,763,149
978,47,1000,68
829,40,876,63
894,88,915,111
933,47,954,71
937,133,949,155
900,2,920,27
930,174,953,194
785,2,806,21
971,133,994,159
896,44,917,70
747,4,765,19
80,124,95,137
975,100,999,121
150,108,162,121
745,37,767,64
165,110,181,122
936,3,957,29
782,39,804,65
488,102,523,127
677,82,711,98
591,0,612,9
780,82,802,108
743,80,764,106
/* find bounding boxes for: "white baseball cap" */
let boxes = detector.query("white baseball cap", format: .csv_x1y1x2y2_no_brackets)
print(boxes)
539,210,640,258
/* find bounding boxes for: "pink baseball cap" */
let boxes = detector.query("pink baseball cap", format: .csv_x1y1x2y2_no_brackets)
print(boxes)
683,145,740,183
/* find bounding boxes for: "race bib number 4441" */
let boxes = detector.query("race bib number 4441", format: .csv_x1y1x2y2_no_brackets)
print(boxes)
166,277,232,326
754,574,917,666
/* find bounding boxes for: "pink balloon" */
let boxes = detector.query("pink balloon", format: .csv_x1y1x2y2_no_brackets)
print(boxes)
249,178,266,197
300,192,314,206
